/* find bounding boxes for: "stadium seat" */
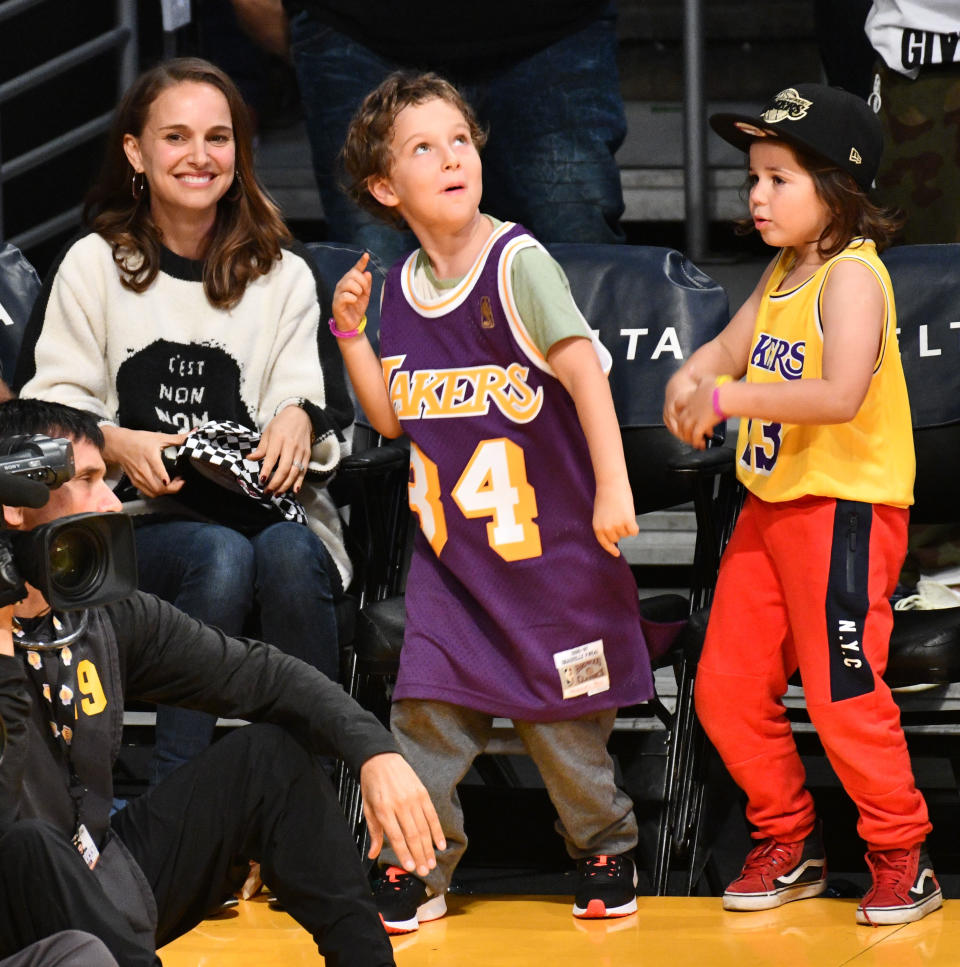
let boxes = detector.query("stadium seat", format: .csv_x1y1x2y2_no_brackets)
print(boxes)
0,240,41,387
881,244,960,691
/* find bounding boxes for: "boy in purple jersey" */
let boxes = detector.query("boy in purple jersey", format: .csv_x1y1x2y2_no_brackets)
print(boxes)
331,71,655,933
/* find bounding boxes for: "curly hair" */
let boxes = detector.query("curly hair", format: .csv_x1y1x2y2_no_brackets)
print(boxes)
84,57,291,309
341,71,487,228
736,138,903,255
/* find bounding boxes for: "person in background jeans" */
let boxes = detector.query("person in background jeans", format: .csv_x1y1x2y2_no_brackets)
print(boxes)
276,0,626,264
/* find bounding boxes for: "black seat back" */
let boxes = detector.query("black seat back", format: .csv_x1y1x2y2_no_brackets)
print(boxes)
881,244,960,687
882,244,960,524
0,241,41,385
546,244,729,515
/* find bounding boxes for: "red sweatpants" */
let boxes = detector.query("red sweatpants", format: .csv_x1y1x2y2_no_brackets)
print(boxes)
695,494,931,851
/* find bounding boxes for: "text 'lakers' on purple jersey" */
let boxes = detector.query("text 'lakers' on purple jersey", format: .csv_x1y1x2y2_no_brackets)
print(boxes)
379,222,652,721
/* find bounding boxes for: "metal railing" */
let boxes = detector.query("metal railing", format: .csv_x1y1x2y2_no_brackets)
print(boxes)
0,0,138,248
683,0,708,262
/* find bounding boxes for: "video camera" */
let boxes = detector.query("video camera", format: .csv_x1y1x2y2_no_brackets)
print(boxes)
0,435,136,611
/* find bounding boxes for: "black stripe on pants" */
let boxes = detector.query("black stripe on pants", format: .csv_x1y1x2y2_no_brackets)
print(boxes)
825,499,876,703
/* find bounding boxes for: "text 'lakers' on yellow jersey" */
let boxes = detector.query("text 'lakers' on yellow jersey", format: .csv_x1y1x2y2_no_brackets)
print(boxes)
735,239,915,508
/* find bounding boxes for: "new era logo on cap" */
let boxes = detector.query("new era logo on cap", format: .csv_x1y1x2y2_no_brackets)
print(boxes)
850,148,862,165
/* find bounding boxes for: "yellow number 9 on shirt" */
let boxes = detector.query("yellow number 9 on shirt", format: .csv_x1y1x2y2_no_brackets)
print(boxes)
76,659,107,716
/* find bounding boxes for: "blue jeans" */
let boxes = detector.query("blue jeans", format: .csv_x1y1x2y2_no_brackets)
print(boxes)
134,519,342,783
289,5,626,266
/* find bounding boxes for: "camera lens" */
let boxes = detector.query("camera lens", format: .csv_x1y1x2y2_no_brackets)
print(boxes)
48,526,105,596
9,511,137,611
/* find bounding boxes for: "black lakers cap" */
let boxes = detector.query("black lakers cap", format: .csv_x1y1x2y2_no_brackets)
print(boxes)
709,84,882,190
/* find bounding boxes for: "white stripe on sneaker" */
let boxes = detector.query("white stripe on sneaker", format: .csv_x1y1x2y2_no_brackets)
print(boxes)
776,858,826,886
910,869,935,897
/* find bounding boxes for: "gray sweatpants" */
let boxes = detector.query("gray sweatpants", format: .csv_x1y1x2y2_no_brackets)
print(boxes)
380,699,638,894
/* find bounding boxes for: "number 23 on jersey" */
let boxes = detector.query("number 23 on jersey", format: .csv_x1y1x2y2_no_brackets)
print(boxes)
739,418,783,475
409,439,543,562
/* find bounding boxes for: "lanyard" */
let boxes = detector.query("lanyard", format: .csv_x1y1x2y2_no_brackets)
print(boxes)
16,611,89,832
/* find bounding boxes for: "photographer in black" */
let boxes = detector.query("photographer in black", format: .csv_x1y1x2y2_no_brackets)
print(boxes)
0,399,443,966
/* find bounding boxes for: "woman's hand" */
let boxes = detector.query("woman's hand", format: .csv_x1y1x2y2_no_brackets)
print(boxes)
101,425,187,498
250,404,312,494
332,253,372,333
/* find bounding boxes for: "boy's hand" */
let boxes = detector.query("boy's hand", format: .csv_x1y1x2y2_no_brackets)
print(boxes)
593,479,639,557
332,252,372,334
675,375,721,450
663,368,699,440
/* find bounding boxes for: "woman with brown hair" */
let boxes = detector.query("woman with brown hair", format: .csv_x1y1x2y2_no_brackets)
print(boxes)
16,58,353,782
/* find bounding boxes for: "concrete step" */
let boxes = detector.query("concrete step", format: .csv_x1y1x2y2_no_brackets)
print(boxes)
253,98,760,228
622,508,697,567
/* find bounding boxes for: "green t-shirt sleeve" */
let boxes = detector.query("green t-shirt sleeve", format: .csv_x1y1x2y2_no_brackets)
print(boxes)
510,245,593,357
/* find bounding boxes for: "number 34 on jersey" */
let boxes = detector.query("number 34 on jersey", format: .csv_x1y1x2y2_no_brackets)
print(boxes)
409,438,542,562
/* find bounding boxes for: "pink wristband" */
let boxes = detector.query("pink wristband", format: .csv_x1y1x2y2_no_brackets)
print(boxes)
329,315,367,339
711,386,727,421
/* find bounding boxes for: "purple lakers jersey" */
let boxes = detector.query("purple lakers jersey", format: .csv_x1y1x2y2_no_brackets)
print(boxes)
380,222,653,721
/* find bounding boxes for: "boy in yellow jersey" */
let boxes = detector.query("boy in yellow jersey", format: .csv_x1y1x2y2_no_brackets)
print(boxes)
664,84,941,926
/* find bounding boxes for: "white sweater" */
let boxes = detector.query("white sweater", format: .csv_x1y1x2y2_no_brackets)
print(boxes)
20,231,354,585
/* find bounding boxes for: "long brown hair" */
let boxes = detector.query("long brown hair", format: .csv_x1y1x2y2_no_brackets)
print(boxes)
84,58,291,308
736,138,903,256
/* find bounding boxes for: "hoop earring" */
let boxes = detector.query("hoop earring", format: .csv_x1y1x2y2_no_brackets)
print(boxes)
131,171,146,201
227,171,243,202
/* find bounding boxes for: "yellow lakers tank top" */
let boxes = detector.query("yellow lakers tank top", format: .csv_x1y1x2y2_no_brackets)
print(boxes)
735,239,914,507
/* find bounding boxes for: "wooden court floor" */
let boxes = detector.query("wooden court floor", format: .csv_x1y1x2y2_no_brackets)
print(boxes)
161,893,955,966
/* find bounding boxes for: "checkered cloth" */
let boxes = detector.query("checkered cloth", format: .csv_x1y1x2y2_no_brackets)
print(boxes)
178,421,307,525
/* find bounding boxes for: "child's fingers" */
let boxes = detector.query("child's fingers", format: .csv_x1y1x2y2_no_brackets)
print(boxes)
594,526,621,558
335,277,363,301
690,417,713,450
599,534,621,557
349,268,370,291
